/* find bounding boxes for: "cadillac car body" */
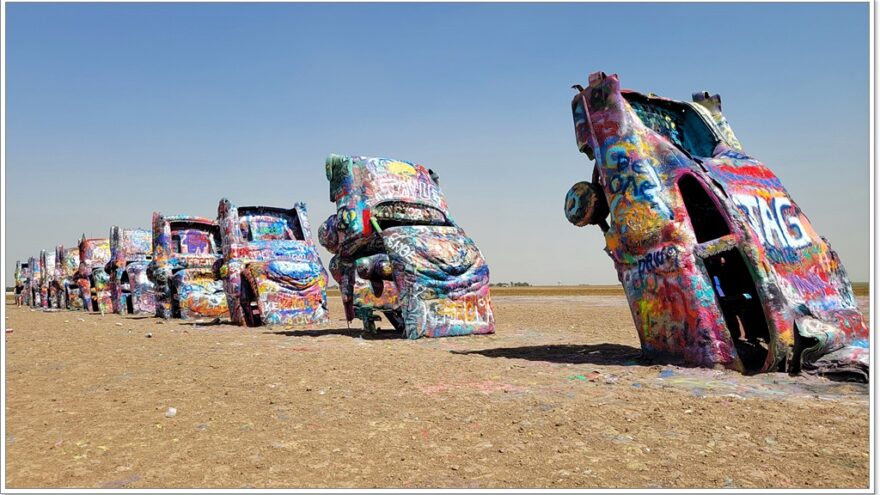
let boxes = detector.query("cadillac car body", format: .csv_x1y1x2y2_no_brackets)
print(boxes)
27,255,41,307
148,213,228,320
216,199,329,327
565,71,868,380
319,154,495,338
106,226,155,315
74,236,112,312
39,249,57,308
58,245,83,310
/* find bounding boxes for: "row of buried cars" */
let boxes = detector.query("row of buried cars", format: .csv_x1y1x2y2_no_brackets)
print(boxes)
11,72,871,380
13,153,496,340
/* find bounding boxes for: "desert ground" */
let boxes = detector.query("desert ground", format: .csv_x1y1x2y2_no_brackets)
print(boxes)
4,287,871,489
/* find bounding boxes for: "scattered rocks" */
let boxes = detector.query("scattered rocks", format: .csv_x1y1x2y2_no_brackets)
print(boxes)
145,333,153,338
165,407,177,418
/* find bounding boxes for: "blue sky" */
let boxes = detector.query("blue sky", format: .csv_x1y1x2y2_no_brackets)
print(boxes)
4,2,870,286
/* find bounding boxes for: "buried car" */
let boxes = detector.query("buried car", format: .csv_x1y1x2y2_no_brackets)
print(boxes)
319,154,494,338
57,245,83,310
216,199,329,327
565,71,868,380
148,213,228,321
39,249,57,308
27,255,41,307
73,236,113,312
106,226,155,315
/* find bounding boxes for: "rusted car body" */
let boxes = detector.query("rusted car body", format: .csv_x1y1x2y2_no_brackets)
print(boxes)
39,249,57,308
74,237,112,312
216,199,329,327
57,246,83,310
105,227,156,315
319,154,495,338
148,213,228,320
565,71,868,380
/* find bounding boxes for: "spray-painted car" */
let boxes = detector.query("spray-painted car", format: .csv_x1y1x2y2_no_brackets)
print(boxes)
565,71,868,380
39,249,57,308
148,213,228,320
27,255,41,307
57,245,83,310
73,236,113,312
49,245,66,309
105,226,155,315
319,154,495,338
216,199,329,327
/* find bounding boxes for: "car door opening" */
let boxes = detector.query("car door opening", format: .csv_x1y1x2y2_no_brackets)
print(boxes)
704,250,771,372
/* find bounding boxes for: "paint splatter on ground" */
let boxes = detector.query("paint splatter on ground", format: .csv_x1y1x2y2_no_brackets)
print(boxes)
4,292,868,488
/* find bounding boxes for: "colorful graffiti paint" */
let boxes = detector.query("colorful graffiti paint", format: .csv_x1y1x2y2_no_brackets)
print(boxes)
57,245,83,310
39,249,58,308
74,236,113,313
106,226,156,315
319,154,495,338
566,72,868,380
27,255,41,307
216,199,330,327
148,213,228,321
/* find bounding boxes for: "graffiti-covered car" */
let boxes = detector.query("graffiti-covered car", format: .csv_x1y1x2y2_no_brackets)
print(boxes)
57,245,82,310
148,213,228,320
105,226,155,315
319,154,495,338
39,249,57,308
565,71,868,380
49,245,67,309
216,199,329,327
27,255,41,307
73,236,112,312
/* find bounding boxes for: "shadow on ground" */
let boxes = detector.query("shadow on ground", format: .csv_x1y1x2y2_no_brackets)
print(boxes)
265,327,403,340
451,343,643,365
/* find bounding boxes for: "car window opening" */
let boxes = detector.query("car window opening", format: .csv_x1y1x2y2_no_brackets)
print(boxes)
678,174,731,243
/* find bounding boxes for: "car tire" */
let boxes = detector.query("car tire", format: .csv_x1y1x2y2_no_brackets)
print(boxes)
565,181,609,227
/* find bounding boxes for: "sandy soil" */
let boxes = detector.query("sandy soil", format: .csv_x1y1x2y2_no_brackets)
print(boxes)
4,293,870,489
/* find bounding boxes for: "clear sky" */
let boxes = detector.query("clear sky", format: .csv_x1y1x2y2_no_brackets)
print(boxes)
4,2,870,286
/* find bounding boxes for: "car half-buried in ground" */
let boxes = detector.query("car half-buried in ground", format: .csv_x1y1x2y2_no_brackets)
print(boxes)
106,226,156,315
148,213,228,321
215,199,329,327
565,71,868,380
39,249,57,308
27,255,41,307
319,154,495,338
73,236,112,313
57,245,82,310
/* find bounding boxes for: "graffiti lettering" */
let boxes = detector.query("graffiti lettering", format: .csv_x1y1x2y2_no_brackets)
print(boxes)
637,246,677,276
731,194,811,250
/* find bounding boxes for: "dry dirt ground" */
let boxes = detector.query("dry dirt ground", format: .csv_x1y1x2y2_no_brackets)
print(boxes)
4,290,871,489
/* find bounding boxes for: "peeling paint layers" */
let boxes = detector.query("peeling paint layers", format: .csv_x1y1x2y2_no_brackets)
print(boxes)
148,213,228,321
217,199,329,327
319,154,495,338
566,72,868,380
107,226,156,315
